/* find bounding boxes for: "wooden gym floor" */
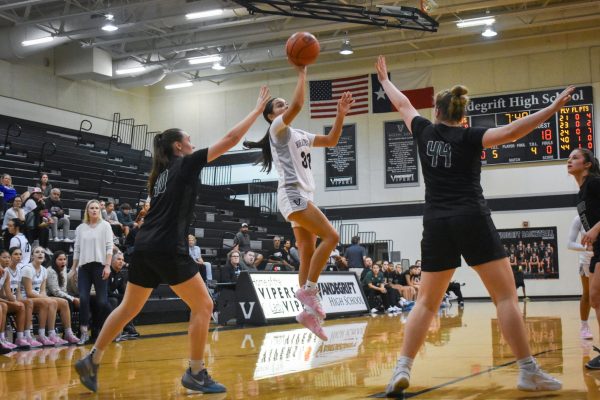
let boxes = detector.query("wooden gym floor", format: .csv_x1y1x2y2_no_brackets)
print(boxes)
0,300,596,399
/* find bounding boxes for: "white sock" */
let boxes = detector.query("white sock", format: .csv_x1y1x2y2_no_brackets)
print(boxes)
48,330,57,338
25,330,32,338
90,347,104,365
0,332,5,341
189,360,205,375
65,328,73,336
38,328,46,337
304,281,318,291
16,332,23,339
582,320,590,327
397,356,414,371
517,356,537,371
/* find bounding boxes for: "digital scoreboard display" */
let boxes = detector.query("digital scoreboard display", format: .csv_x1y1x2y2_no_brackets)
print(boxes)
464,86,594,165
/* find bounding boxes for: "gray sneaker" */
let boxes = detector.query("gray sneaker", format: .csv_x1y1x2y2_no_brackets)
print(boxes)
181,368,226,394
385,361,410,396
517,365,562,391
586,347,600,369
75,354,99,392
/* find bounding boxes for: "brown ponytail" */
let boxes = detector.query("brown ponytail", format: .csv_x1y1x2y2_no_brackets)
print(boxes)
147,129,184,193
243,97,276,173
435,85,469,123
577,148,600,177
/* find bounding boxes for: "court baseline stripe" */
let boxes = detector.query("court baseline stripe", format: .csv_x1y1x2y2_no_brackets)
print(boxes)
368,348,561,398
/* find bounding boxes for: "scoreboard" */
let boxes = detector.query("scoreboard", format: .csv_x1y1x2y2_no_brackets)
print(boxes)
464,86,594,165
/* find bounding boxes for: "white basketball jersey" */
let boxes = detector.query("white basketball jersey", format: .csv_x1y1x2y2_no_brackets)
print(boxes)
7,267,21,298
270,115,316,193
20,264,47,298
10,233,31,265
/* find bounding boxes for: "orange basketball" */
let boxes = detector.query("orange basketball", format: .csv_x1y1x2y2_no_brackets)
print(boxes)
286,32,320,66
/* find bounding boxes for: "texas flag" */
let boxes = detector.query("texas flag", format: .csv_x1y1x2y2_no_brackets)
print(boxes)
371,68,434,113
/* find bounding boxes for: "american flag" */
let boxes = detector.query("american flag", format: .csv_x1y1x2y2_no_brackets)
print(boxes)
309,75,369,119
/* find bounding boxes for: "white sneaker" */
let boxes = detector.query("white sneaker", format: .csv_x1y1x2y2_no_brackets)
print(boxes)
370,308,379,314
581,325,594,340
385,362,410,396
517,365,562,391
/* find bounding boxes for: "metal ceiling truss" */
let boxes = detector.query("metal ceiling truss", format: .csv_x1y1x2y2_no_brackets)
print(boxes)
231,0,439,32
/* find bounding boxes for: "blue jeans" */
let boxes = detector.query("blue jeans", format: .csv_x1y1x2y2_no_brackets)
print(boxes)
78,262,109,330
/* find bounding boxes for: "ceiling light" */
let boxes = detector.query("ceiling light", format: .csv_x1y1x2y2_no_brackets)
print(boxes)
102,22,118,31
116,66,146,75
165,82,193,90
186,9,223,20
212,62,226,70
339,40,353,55
456,17,495,28
482,28,498,37
188,55,222,65
21,36,54,46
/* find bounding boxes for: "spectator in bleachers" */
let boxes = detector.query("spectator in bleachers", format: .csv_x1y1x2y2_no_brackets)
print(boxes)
102,201,126,240
47,188,71,242
23,187,50,248
388,263,417,301
233,223,264,268
117,203,136,232
360,257,374,281
283,239,299,270
222,250,245,282
108,251,138,339
72,199,113,345
21,246,79,345
289,240,301,269
36,173,53,198
240,251,258,272
266,236,293,270
2,196,24,249
188,234,211,282
4,246,40,348
0,174,18,210
0,249,23,351
8,219,31,265
362,263,392,313
123,214,144,260
46,250,80,312
327,245,341,269
406,265,421,294
135,201,150,223
345,236,367,269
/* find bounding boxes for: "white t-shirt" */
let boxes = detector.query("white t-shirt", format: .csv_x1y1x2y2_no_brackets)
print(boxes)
568,215,593,267
6,266,21,298
20,263,47,298
269,115,316,193
10,233,31,265
73,221,113,266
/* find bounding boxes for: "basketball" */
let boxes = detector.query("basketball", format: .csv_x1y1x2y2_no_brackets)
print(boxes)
286,32,320,66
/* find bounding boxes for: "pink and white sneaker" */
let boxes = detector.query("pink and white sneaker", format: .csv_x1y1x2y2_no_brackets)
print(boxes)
26,337,43,348
295,287,326,320
0,341,14,353
1,340,17,350
64,334,80,345
581,325,594,340
14,338,32,349
37,335,56,347
296,310,328,341
49,335,69,346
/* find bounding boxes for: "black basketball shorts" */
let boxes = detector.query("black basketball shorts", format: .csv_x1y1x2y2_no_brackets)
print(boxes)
128,251,199,288
590,240,600,274
421,214,507,272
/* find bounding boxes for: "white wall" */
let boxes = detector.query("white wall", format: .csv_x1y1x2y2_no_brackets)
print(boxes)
0,53,149,136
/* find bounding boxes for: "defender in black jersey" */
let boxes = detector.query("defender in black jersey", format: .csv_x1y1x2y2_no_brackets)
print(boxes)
375,55,573,395
568,148,600,369
75,87,270,394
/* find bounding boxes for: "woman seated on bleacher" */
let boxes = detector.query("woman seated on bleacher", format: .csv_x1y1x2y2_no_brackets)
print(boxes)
188,235,212,282
221,250,247,283
4,246,42,348
0,249,24,352
0,174,18,212
21,246,79,345
102,201,127,240
362,263,400,313
36,173,53,199
47,250,80,312
2,196,25,249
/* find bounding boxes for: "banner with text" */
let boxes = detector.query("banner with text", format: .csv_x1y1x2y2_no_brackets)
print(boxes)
384,120,419,187
325,124,357,190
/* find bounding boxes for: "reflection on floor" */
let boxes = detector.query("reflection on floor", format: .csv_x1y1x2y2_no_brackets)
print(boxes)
1,300,598,399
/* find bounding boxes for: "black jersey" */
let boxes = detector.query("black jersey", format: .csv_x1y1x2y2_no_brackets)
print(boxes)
411,116,489,220
577,175,600,232
135,148,208,255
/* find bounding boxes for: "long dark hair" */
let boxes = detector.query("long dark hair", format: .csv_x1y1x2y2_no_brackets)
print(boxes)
435,85,469,123
52,250,67,287
577,148,600,177
147,129,185,193
243,97,276,173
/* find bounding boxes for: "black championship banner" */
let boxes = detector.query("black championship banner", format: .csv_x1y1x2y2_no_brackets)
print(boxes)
235,271,368,325
325,123,357,190
384,120,419,187
497,226,559,279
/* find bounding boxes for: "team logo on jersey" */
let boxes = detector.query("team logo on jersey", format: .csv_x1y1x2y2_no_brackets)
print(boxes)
153,169,169,197
293,199,302,206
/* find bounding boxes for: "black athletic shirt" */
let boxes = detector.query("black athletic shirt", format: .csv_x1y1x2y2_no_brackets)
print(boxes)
412,116,489,220
135,148,208,255
577,175,600,232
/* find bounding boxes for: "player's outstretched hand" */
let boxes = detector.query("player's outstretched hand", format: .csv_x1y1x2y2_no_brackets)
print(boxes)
551,85,576,111
375,55,389,83
254,86,271,113
337,92,355,116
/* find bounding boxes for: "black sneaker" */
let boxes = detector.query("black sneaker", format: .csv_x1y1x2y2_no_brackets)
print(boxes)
181,368,226,394
586,347,600,369
75,354,99,392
